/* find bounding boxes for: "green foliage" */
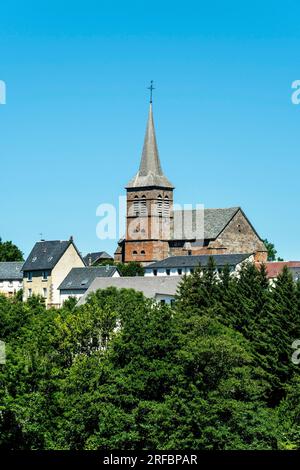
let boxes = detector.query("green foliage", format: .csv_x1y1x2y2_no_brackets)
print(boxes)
263,238,283,261
0,238,23,262
116,261,144,277
0,259,299,449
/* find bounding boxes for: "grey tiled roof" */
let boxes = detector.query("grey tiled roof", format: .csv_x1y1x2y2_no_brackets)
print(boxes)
0,262,23,280
173,207,240,240
78,276,182,305
146,253,253,269
126,104,174,189
83,251,112,266
22,240,71,271
59,266,119,291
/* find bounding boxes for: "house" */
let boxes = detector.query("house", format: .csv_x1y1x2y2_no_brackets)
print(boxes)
263,261,300,282
83,251,113,266
59,265,120,304
77,275,183,306
145,253,254,276
114,99,267,265
0,262,23,297
22,237,85,307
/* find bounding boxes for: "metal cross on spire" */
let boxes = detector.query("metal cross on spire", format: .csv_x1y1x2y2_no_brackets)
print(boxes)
147,80,155,103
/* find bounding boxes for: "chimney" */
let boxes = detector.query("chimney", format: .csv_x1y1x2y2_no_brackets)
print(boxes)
69,235,73,242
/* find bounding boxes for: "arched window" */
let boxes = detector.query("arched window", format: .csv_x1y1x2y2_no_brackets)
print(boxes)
157,194,163,215
133,196,139,216
133,250,137,255
141,250,145,256
140,195,147,215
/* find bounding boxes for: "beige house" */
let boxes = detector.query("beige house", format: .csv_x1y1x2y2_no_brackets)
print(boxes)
22,237,85,308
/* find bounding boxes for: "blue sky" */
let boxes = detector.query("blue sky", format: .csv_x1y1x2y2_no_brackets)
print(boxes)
0,0,300,260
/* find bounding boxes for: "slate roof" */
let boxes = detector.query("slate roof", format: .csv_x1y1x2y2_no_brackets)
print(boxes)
83,251,112,266
146,253,253,269
78,275,182,305
22,240,75,271
0,262,23,280
126,103,174,189
172,207,240,240
59,266,119,291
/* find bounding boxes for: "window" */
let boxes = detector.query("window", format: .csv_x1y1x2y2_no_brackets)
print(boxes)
42,271,48,280
157,195,163,215
28,288,32,298
153,269,157,276
177,269,182,275
141,250,145,256
133,250,137,255
166,269,170,276
170,299,175,307
133,196,139,216
28,272,33,281
140,195,147,215
190,268,194,274
163,195,170,216
43,288,47,298
160,299,166,305
188,250,192,256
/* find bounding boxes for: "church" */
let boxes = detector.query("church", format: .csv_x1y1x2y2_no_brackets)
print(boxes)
114,93,267,265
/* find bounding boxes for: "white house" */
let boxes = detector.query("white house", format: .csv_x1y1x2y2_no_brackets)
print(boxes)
0,262,23,297
144,253,254,277
59,265,120,305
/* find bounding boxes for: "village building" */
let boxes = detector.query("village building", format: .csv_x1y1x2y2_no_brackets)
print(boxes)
78,275,182,306
83,251,113,266
58,265,120,305
114,98,267,265
144,253,254,277
0,262,23,297
22,238,85,308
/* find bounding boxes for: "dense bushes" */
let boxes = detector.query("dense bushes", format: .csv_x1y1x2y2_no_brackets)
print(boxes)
0,261,299,449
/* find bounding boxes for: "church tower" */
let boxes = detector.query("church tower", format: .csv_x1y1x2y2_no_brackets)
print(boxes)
115,88,174,264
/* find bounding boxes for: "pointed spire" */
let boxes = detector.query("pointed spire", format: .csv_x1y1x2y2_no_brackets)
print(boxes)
126,102,174,189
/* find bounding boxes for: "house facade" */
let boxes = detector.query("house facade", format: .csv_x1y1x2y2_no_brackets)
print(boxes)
22,238,85,308
114,101,267,265
59,265,120,305
78,275,182,306
145,253,254,277
0,262,23,297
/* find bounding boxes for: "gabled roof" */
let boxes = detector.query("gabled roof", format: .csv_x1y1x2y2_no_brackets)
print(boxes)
126,103,174,189
0,262,23,280
59,266,119,291
173,207,240,240
146,253,253,270
22,239,80,271
78,275,182,305
83,251,112,266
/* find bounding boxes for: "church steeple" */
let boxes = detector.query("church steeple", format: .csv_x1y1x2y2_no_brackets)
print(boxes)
126,100,174,189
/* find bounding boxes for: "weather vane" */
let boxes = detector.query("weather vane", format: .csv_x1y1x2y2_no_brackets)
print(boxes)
147,80,155,103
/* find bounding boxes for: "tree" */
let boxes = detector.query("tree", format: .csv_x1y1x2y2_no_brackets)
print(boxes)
0,238,23,262
263,239,283,262
116,261,144,277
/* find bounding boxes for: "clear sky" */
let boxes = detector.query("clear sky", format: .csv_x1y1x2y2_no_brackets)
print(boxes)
0,0,300,260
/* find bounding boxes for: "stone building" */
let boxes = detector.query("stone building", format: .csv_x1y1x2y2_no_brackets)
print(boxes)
114,101,267,265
